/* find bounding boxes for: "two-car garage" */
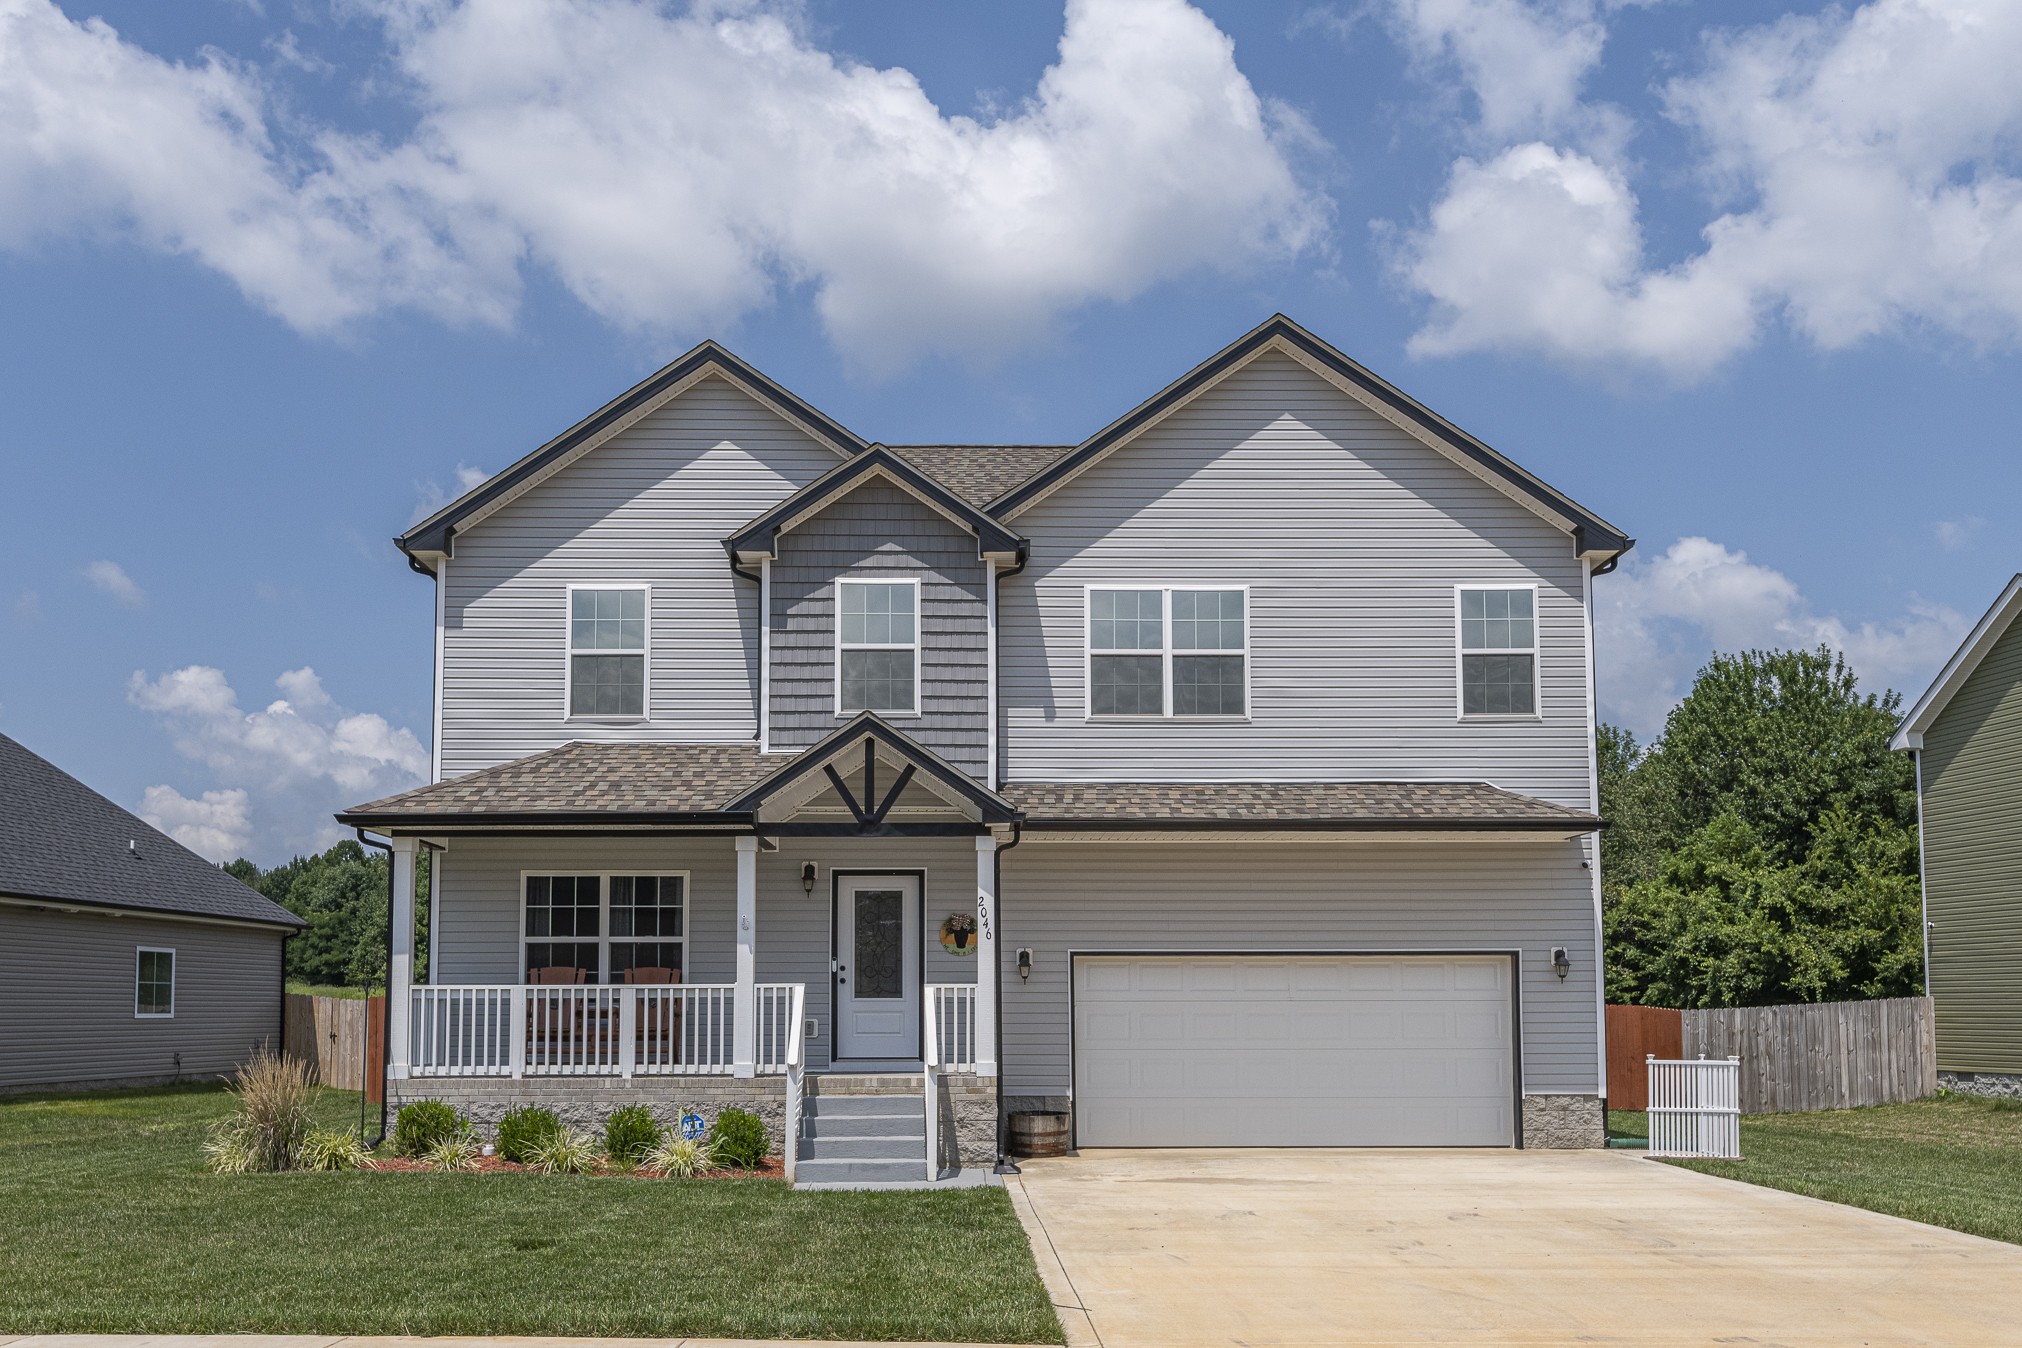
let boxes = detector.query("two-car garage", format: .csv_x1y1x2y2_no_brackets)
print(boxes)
1071,953,1518,1148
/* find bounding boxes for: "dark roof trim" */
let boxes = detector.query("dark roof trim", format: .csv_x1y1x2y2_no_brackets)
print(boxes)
724,713,1020,823
989,314,1634,560
1017,816,1604,833
333,808,748,829
0,889,305,930
400,341,868,561
723,445,1026,562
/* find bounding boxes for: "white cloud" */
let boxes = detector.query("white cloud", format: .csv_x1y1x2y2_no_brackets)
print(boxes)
1380,0,1622,146
1391,0,2022,377
1936,516,1984,550
0,0,1323,366
455,463,488,491
128,664,427,858
82,559,145,605
138,784,252,861
1595,536,1969,737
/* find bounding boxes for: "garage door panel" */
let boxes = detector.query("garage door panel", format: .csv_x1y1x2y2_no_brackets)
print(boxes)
1074,955,1513,1148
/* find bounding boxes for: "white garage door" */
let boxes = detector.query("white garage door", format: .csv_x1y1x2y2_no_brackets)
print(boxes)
1073,954,1515,1147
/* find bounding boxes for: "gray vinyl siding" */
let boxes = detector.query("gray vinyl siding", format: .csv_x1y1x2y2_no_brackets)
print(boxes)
1000,350,1595,809
770,480,990,777
1920,615,2022,1074
0,904,283,1091
438,375,842,777
999,839,1600,1098
431,835,982,1072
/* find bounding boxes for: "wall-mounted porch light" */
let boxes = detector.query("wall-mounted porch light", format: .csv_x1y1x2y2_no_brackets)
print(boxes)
1017,948,1033,981
801,861,817,894
1551,947,1571,981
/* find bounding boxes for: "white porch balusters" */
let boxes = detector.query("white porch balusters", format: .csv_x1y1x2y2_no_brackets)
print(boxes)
733,836,759,1078
975,834,999,1078
387,837,418,1081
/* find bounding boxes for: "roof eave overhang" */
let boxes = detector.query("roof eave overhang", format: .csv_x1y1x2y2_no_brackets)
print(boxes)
724,446,1027,566
726,713,1021,824
0,889,306,930
1018,817,1602,837
1892,573,2022,751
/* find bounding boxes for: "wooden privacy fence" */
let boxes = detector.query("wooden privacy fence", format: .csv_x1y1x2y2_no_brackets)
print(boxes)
1608,996,1935,1115
282,993,385,1102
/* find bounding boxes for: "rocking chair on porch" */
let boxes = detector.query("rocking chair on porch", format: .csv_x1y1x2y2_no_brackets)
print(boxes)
622,966,682,1066
526,965,587,1067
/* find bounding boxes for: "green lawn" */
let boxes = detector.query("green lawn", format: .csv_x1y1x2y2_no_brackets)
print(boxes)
0,1084,1062,1342
1611,1094,2022,1246
284,981,376,999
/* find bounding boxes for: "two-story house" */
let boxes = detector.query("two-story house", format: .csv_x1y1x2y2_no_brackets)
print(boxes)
338,315,1631,1184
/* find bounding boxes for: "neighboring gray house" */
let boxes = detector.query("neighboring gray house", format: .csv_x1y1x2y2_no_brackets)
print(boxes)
0,733,304,1093
340,315,1633,1182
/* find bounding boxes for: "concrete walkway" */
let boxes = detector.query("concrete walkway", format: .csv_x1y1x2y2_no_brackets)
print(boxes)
1009,1147,2022,1347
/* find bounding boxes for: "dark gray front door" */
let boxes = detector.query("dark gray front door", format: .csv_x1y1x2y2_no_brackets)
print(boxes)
836,875,920,1060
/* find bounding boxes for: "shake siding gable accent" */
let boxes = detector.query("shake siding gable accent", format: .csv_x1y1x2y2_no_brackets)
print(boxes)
769,480,990,777
1000,840,1599,1099
0,906,282,1091
999,351,1592,809
1920,614,2022,1075
438,376,840,777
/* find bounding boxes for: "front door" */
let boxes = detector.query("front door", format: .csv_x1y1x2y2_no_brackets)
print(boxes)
835,874,921,1062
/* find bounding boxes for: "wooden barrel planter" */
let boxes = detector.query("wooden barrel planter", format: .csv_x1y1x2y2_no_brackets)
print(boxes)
1009,1111,1070,1158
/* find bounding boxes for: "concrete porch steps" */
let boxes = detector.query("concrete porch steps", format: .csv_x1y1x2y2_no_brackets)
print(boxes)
793,1083,927,1186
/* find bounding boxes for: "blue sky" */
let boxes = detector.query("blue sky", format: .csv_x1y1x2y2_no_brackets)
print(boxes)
1,0,2016,863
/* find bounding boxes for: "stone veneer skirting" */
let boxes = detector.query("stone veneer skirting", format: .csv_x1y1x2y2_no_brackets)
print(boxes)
1522,1094,1605,1148
1940,1070,2022,1099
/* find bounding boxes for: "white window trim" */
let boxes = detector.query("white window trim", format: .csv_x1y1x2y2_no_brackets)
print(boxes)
1083,584,1251,721
563,583,652,724
135,946,175,1019
1454,583,1543,722
519,870,690,985
834,576,923,718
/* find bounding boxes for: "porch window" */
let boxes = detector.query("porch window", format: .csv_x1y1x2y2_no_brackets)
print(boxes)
1457,586,1537,716
837,578,919,715
1087,586,1247,718
567,586,647,719
523,873,686,983
135,947,174,1018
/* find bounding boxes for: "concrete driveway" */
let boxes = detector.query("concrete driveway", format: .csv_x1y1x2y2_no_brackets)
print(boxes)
1008,1148,2022,1347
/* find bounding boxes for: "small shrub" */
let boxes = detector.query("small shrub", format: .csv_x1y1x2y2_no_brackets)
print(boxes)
300,1127,372,1172
644,1135,717,1178
222,1048,315,1172
424,1127,484,1173
604,1104,664,1166
203,1117,261,1174
527,1128,599,1175
393,1099,465,1158
497,1105,563,1163
708,1107,769,1169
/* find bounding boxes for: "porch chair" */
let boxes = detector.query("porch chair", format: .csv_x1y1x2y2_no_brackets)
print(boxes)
526,965,588,1067
622,966,683,1066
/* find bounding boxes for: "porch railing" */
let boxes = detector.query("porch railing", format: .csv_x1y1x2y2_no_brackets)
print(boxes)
410,983,800,1078
926,983,978,1074
1647,1055,1742,1159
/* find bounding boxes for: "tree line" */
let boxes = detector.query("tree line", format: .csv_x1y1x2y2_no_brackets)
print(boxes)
226,842,431,989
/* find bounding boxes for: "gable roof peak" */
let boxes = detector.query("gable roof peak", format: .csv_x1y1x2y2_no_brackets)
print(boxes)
1894,572,2022,750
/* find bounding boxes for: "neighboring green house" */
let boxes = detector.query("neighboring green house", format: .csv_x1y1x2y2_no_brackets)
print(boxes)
1895,574,2022,1097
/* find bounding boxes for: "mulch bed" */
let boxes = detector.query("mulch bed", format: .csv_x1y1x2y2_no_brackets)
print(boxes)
364,1155,786,1180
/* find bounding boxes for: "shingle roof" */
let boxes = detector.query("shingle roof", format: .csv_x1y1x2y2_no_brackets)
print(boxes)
0,733,303,927
339,741,1598,832
1001,780,1601,829
338,742,775,821
886,445,1074,507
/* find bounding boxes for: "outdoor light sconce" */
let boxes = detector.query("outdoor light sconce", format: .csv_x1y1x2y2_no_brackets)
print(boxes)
1551,947,1571,981
801,861,817,894
1017,948,1034,980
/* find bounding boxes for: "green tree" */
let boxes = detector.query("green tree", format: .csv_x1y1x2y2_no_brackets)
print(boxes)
229,842,430,988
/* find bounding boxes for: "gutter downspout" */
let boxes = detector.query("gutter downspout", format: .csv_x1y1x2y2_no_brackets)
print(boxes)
991,821,1024,1176
355,827,394,1146
1913,751,1933,999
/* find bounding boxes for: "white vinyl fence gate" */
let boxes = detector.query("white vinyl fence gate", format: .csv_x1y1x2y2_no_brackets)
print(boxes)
1646,1055,1741,1159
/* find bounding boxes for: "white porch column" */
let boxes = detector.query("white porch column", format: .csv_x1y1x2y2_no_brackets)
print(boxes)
387,837,418,1081
975,834,999,1077
733,836,759,1078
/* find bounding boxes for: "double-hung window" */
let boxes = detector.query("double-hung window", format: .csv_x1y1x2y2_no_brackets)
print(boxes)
567,586,647,718
1087,586,1248,718
135,947,174,1018
1457,586,1538,716
523,873,686,983
837,578,919,715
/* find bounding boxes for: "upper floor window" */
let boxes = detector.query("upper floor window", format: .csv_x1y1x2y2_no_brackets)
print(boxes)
837,578,919,715
567,586,647,719
135,947,174,1018
1087,586,1248,718
1458,586,1537,717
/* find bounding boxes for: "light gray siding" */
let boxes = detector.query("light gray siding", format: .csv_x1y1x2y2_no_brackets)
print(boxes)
999,838,1600,1099
770,480,990,776
431,835,983,1071
439,375,842,777
1000,350,1595,809
0,904,283,1091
